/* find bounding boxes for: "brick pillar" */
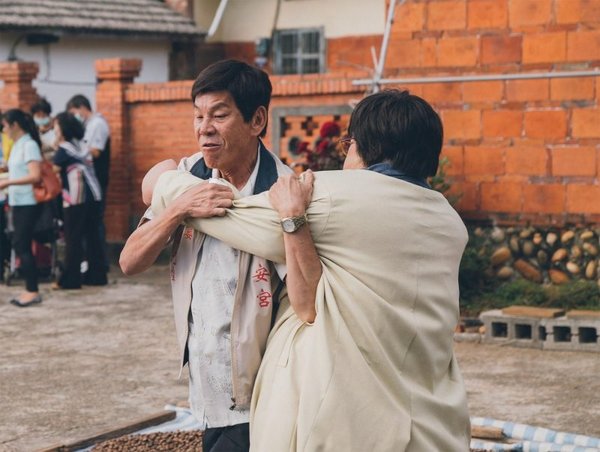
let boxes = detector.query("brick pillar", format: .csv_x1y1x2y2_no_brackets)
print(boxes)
95,58,142,242
0,61,39,111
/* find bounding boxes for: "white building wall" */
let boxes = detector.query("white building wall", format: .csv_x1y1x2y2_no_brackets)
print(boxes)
0,33,170,113
196,0,385,42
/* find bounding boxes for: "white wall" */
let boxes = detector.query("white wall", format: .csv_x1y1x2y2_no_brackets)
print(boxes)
196,0,385,42
0,33,170,114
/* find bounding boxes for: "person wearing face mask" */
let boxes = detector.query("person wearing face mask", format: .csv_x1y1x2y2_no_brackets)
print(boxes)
66,94,110,280
51,112,105,289
31,98,57,159
0,109,43,307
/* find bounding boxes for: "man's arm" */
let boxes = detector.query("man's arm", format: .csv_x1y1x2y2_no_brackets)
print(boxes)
269,172,321,323
119,177,234,275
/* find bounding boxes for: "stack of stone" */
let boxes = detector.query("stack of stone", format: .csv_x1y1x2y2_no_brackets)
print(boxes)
473,226,599,286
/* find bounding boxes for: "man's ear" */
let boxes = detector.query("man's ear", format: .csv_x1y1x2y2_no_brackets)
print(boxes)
250,106,268,137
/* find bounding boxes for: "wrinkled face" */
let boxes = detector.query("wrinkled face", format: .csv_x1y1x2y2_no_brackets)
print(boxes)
193,91,260,173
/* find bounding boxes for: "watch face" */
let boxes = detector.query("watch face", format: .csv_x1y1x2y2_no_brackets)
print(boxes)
282,218,296,233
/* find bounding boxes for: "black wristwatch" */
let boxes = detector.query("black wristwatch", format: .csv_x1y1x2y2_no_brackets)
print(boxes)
280,214,307,233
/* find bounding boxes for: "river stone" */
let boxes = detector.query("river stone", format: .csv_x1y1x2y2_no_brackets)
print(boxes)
497,266,514,280
586,261,598,280
533,233,543,245
546,232,558,246
491,228,505,243
549,269,570,285
514,259,543,283
520,228,533,239
509,237,520,253
581,230,594,241
490,247,512,266
583,242,598,256
552,248,568,262
522,241,535,256
537,250,548,265
571,245,582,259
474,227,484,237
561,230,575,244
566,262,580,274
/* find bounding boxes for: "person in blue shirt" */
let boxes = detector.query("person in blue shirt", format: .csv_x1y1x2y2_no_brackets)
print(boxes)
0,109,43,307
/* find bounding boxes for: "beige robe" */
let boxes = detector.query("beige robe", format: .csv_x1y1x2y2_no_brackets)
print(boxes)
152,169,471,452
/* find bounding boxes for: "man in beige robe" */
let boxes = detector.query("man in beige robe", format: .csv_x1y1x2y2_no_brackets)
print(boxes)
149,90,471,451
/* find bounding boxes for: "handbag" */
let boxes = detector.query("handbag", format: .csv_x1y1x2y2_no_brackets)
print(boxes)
34,160,62,203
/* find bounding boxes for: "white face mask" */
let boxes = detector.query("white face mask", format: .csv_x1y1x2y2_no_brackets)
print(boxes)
34,116,51,127
74,113,85,123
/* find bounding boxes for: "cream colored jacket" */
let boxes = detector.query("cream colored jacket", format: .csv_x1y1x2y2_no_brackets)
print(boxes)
152,169,471,452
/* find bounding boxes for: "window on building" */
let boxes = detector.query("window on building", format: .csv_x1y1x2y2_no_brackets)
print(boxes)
273,28,325,75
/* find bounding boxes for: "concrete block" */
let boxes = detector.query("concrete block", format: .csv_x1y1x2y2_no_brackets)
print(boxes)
480,309,544,348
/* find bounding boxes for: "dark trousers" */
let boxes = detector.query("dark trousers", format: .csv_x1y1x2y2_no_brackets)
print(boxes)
12,204,42,292
60,201,107,288
0,203,9,272
203,423,250,452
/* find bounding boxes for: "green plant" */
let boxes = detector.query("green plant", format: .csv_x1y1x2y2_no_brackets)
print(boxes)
458,235,495,315
546,280,600,311
429,156,461,206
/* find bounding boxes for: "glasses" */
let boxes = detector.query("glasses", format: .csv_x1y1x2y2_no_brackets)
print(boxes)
338,136,354,156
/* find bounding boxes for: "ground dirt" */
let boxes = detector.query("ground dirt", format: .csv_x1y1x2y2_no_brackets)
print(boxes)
1,264,599,451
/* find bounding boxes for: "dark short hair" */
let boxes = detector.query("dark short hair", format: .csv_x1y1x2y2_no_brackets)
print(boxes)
66,94,92,111
348,90,443,178
31,97,52,116
2,108,42,148
191,60,272,137
54,112,85,142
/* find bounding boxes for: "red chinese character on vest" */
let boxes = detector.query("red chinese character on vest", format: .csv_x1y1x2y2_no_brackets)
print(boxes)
183,227,193,240
253,263,270,282
257,289,272,308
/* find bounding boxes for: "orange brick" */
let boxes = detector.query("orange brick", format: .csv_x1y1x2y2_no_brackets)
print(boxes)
566,184,600,214
481,35,522,65
481,182,523,212
392,1,425,33
441,145,464,176
437,37,479,67
464,146,505,175
567,30,600,62
556,0,582,23
524,110,567,139
522,32,567,64
551,146,597,176
422,82,462,104
550,77,595,101
428,0,467,30
509,0,553,27
505,146,548,175
422,38,437,67
442,109,481,140
522,184,566,213
468,0,508,29
572,109,600,138
450,181,479,211
580,0,600,23
506,79,549,102
386,39,421,69
482,110,523,138
463,81,504,103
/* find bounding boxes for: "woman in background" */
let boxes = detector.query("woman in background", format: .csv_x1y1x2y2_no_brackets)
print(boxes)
52,112,105,289
0,109,42,307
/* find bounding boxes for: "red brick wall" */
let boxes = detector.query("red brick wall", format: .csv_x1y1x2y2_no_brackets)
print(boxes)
382,0,600,226
83,0,599,240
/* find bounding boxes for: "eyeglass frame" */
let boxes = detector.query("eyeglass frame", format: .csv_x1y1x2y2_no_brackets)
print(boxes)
338,136,354,156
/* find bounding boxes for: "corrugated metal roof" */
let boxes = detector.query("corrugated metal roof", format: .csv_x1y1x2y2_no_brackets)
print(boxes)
0,0,205,38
